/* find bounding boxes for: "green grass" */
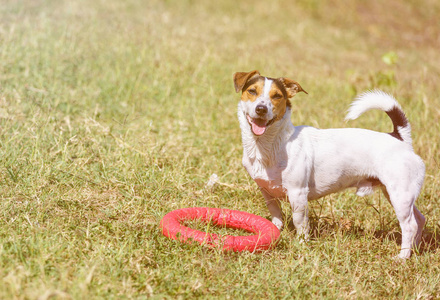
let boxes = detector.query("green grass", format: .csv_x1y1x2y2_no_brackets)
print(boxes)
1,0,440,298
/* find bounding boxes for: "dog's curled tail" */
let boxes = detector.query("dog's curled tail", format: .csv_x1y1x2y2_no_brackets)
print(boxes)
345,90,412,145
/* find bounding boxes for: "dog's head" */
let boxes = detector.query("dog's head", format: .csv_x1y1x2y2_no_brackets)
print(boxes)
233,70,307,136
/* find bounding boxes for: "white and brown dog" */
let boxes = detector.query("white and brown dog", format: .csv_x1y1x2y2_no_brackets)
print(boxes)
233,70,425,259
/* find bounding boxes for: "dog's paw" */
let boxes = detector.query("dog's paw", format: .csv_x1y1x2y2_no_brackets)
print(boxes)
392,255,408,263
393,249,411,261
272,218,283,230
298,233,310,244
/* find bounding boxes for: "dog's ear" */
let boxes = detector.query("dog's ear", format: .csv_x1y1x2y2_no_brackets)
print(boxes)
279,77,308,97
233,70,260,93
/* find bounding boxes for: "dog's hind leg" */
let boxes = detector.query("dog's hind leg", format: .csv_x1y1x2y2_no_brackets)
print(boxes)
383,185,424,259
382,186,426,258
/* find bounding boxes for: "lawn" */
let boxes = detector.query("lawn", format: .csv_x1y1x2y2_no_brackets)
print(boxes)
1,0,440,298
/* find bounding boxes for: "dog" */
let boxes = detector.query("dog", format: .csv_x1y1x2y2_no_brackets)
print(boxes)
233,70,425,259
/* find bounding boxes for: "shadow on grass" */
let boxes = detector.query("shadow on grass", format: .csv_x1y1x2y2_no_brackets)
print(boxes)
289,216,440,255
371,226,440,255
419,229,440,254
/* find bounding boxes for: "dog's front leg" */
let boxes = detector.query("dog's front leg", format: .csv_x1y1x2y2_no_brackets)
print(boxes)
288,189,310,240
260,188,284,230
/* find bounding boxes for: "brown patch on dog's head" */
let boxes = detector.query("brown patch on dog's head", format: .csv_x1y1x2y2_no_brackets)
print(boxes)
279,77,308,97
267,77,307,120
239,76,265,103
269,79,291,120
233,70,261,93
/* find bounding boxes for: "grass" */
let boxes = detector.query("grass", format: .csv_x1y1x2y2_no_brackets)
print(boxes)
1,0,440,298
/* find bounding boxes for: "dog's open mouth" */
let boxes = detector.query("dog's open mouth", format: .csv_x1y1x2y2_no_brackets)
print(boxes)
246,114,275,136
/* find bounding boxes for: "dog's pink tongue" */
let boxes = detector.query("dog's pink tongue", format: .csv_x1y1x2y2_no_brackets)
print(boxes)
251,119,267,136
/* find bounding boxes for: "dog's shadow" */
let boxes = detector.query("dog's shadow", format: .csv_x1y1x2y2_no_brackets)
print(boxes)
419,229,440,253
287,217,440,254
372,227,440,254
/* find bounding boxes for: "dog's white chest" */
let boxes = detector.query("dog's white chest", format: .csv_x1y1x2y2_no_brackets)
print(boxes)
243,156,288,199
255,178,287,198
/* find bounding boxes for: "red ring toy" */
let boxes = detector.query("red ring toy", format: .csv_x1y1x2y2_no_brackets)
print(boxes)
160,207,280,252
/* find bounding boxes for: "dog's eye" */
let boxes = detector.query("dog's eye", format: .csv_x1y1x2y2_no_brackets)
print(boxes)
247,89,257,96
272,94,283,100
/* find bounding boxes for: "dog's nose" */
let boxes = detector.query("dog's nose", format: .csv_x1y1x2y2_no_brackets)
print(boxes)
255,105,268,116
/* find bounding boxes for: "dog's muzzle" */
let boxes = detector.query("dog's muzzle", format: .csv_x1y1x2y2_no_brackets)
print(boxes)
246,114,276,136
